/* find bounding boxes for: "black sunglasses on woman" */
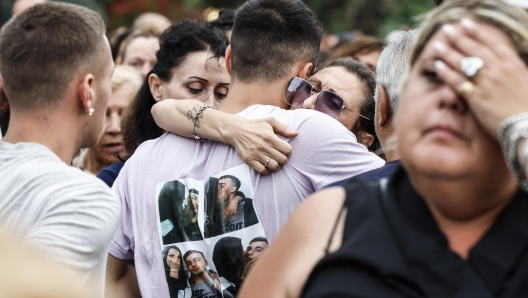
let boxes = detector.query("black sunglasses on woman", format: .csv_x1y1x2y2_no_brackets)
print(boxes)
284,77,370,120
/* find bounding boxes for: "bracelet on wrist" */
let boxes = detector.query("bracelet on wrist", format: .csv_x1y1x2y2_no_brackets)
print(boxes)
186,104,219,141
498,112,528,191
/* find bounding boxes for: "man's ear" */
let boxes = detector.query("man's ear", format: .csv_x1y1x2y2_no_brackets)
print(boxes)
228,186,237,195
357,131,375,150
225,46,233,75
148,73,163,102
298,62,313,79
77,73,95,115
377,85,393,128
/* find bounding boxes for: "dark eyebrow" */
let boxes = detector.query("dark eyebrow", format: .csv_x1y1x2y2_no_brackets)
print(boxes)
217,83,230,87
188,76,208,82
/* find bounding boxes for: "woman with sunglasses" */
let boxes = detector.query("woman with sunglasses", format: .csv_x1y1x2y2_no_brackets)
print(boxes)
152,57,381,165
286,58,379,152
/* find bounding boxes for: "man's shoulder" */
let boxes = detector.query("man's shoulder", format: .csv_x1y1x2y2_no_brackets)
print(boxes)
0,150,118,214
0,146,115,198
132,132,212,156
239,105,343,132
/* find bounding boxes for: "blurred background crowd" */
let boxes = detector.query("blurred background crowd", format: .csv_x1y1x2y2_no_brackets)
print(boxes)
1,0,434,52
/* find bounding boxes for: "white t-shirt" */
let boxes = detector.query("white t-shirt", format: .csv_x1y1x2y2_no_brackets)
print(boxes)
0,141,121,297
110,105,385,298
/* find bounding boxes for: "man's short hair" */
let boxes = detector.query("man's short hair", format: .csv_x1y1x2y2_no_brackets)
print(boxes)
249,237,268,245
230,0,323,83
374,30,417,113
189,189,199,195
218,175,241,192
183,250,205,262
0,2,107,111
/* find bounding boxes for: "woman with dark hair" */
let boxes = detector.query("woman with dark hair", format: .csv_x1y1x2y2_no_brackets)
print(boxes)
97,20,230,187
213,237,245,298
122,19,229,157
162,245,190,297
158,180,186,244
302,58,380,153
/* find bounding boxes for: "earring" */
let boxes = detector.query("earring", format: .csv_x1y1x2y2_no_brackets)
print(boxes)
89,108,95,116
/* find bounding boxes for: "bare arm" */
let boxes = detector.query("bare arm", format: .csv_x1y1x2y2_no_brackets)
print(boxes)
105,254,141,298
238,187,347,298
151,99,299,174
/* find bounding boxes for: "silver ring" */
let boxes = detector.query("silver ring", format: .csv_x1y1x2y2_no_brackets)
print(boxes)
264,156,272,168
460,56,484,78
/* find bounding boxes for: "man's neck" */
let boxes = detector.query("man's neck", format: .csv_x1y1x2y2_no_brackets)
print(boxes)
220,79,290,114
3,110,80,164
378,127,400,162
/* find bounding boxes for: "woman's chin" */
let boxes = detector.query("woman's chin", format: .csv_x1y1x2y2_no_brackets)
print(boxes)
403,149,475,180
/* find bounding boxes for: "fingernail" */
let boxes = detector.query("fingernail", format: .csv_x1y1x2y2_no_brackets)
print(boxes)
434,60,447,70
461,18,475,31
442,24,457,37
432,41,446,53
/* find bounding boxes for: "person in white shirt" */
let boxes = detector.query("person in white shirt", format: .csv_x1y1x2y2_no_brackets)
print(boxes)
0,2,120,296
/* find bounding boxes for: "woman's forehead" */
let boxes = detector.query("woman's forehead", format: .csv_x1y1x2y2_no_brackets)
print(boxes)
311,67,358,90
416,21,515,65
311,66,365,102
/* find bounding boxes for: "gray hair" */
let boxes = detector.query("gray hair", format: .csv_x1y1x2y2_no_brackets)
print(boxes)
374,30,417,113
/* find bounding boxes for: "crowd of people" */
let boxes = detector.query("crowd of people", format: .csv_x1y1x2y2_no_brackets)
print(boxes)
1,0,528,297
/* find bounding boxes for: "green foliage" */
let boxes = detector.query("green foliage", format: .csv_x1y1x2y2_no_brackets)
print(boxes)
1,0,435,36
186,0,434,37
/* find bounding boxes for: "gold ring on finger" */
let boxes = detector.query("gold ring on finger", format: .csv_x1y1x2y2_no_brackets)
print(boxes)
458,81,476,99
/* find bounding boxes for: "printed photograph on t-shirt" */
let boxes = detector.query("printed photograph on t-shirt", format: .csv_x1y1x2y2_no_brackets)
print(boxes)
203,170,259,238
155,164,267,298
160,232,269,298
161,242,221,298
158,179,205,244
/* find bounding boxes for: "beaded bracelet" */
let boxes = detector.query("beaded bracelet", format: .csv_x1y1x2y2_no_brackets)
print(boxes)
186,104,219,141
498,113,528,191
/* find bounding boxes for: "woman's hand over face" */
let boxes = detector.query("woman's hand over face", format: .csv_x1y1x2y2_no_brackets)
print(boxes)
432,19,528,139
224,117,298,174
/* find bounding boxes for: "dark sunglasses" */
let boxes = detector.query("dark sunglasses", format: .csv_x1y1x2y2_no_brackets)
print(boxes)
284,77,370,120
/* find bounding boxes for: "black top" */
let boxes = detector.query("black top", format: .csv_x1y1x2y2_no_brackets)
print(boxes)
302,166,528,298
326,160,401,188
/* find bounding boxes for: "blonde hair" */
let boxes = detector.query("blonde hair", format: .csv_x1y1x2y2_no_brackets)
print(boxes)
111,65,143,93
411,0,528,67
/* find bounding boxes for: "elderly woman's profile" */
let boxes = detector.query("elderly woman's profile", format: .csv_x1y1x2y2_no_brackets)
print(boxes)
239,0,528,297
